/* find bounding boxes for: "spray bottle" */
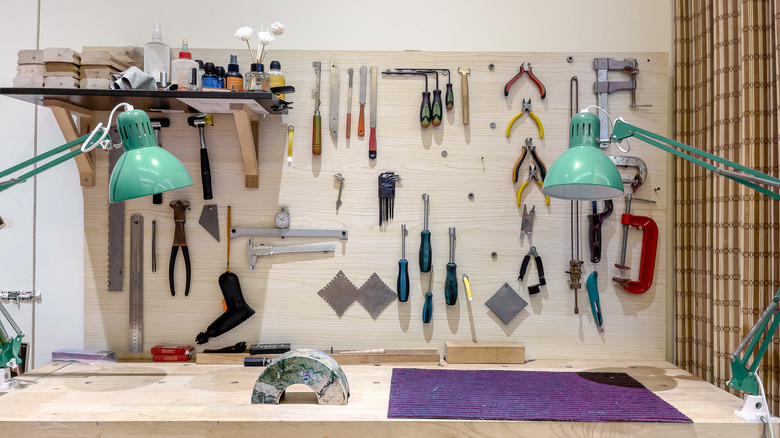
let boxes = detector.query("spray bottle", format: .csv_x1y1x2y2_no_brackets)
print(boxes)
143,23,170,88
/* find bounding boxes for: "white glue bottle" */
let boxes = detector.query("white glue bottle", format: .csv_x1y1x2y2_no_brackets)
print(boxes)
143,23,170,88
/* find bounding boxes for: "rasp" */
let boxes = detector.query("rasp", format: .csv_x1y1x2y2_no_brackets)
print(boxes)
358,65,367,137
369,66,378,159
346,68,353,139
329,58,339,140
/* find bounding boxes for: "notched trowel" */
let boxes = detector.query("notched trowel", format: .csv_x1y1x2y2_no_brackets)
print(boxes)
199,204,220,242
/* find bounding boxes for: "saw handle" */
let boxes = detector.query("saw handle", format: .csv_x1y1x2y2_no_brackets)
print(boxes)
612,213,658,294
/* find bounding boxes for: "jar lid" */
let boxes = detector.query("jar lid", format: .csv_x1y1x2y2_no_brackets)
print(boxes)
270,60,281,70
250,63,265,72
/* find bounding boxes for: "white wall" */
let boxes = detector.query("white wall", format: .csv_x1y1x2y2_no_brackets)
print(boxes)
0,0,672,368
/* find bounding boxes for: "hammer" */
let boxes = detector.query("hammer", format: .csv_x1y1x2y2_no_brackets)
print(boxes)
149,118,170,204
187,114,214,200
458,67,470,125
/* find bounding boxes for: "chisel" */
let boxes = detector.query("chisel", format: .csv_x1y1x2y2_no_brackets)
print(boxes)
397,224,409,302
312,61,322,155
346,68,353,139
423,267,434,323
369,66,378,159
419,193,432,272
358,65,367,137
445,227,457,305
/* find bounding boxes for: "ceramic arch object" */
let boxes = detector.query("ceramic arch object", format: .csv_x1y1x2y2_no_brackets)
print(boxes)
251,348,350,405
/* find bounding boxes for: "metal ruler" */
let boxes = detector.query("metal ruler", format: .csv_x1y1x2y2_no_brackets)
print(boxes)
231,227,348,240
129,214,144,354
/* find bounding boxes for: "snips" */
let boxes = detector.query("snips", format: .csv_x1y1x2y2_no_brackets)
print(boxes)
518,246,546,295
169,199,191,297
507,98,544,139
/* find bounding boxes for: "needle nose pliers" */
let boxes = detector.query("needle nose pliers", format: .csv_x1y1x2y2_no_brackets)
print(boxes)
506,98,544,139
169,199,191,297
504,62,546,99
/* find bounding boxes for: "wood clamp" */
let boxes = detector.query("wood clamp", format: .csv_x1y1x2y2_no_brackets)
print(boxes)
613,194,657,294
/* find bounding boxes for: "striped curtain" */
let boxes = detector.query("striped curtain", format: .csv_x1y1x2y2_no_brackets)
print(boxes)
674,1,780,413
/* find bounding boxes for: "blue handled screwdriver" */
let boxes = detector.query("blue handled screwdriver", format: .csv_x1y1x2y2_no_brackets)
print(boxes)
397,224,409,302
419,193,432,272
423,266,434,323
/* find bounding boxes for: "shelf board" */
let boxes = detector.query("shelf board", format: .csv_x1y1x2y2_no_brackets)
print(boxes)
0,87,284,114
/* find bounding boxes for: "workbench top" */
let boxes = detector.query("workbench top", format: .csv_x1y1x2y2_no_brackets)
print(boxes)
0,360,772,437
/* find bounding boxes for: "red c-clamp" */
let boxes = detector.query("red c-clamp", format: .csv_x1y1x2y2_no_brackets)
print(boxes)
612,194,657,294
504,62,546,99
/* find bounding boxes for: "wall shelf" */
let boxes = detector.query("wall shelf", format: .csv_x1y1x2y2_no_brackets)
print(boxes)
0,87,286,188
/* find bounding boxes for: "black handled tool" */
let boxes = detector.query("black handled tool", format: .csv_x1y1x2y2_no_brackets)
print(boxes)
423,267,434,323
149,118,170,204
588,200,613,263
445,227,457,305
519,246,546,295
188,115,214,200
169,200,191,297
398,224,410,302
419,193,432,272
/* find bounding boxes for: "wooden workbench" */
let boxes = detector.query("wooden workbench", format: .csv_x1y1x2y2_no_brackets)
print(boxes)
0,360,773,437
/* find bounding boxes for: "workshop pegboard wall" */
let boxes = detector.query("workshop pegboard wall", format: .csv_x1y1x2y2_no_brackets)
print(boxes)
82,50,669,360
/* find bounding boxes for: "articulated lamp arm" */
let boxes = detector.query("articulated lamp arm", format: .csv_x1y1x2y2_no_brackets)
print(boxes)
611,117,780,396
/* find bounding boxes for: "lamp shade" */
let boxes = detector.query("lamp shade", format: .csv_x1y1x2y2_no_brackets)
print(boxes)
108,109,193,202
542,111,624,200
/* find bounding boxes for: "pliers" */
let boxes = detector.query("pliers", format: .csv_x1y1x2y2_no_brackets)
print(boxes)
512,138,547,183
504,62,546,99
517,165,550,206
506,98,544,139
169,199,191,297
519,246,546,294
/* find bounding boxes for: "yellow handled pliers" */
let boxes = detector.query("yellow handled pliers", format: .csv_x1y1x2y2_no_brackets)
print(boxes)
506,98,544,139
517,165,550,206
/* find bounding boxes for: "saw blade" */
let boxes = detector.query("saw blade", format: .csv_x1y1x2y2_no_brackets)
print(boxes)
356,273,396,320
107,135,124,292
129,214,144,353
317,270,360,317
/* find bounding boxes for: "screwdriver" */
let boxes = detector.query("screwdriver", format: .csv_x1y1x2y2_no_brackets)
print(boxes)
445,227,457,305
427,71,443,127
423,267,433,323
419,193,432,272
397,224,409,302
381,71,431,128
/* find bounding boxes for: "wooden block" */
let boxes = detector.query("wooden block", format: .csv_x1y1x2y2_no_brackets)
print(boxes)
17,49,43,64
79,78,111,89
81,47,133,71
445,341,526,364
43,76,79,89
12,75,43,87
42,47,80,64
16,64,45,76
79,66,119,79
196,349,441,366
45,62,80,74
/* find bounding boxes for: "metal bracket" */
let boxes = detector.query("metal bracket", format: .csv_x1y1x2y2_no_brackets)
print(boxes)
594,58,652,147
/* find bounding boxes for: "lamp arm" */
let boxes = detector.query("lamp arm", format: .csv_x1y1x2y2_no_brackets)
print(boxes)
0,131,100,193
611,119,780,202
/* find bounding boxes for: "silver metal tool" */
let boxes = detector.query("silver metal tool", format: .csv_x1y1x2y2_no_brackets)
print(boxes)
594,58,651,147
346,68,353,139
329,58,339,140
247,241,336,270
568,75,583,314
358,65,367,137
334,173,345,211
521,204,535,237
609,155,648,192
129,214,143,354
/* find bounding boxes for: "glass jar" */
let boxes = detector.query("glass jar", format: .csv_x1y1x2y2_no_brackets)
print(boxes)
244,63,269,92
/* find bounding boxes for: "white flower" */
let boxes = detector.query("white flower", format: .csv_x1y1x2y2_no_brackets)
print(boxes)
257,30,275,45
271,22,285,37
234,26,253,41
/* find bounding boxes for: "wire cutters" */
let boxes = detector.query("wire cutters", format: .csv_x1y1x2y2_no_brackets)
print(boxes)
519,246,546,294
513,138,547,183
517,165,550,206
504,62,546,99
169,199,191,297
506,98,544,139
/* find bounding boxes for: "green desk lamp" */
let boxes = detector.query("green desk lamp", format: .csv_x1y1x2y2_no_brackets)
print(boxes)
0,103,193,202
543,109,780,423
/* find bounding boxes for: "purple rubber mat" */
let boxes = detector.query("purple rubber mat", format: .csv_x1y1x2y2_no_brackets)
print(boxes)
387,368,692,422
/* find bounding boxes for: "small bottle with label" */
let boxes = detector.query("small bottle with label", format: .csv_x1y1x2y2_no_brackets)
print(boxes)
171,38,199,90
202,62,220,89
268,60,285,100
225,54,243,91
215,66,225,89
245,63,269,92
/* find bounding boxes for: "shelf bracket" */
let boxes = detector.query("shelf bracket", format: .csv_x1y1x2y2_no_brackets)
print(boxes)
231,104,260,188
42,99,95,187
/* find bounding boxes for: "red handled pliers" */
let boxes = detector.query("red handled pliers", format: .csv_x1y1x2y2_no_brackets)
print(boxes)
504,62,546,99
